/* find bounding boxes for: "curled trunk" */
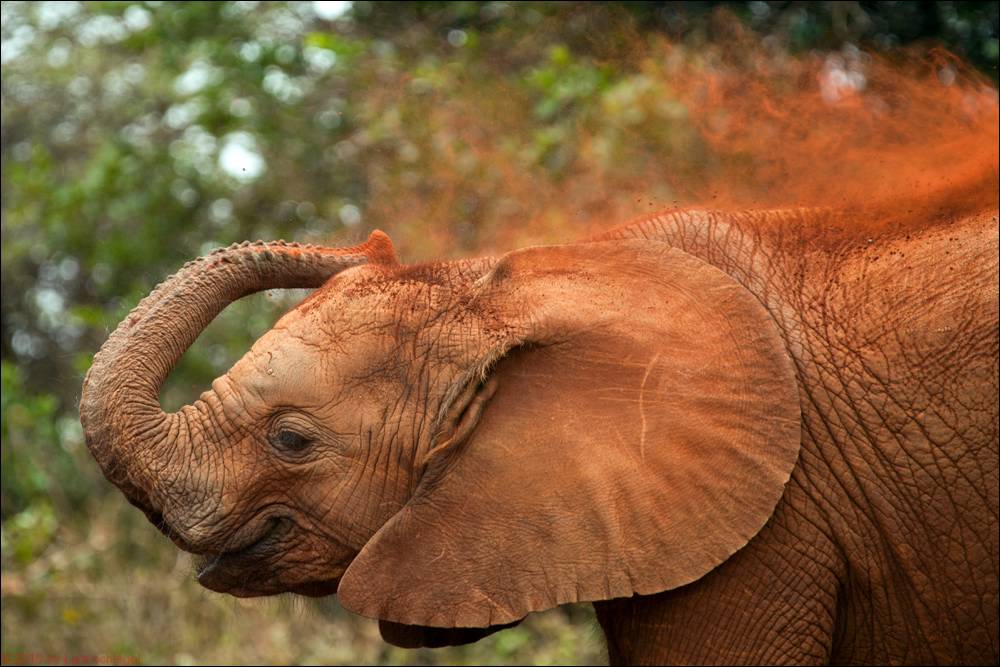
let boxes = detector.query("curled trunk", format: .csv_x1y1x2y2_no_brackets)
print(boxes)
80,232,396,526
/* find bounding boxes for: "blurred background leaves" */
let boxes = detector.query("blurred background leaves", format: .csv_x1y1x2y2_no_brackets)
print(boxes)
2,2,997,664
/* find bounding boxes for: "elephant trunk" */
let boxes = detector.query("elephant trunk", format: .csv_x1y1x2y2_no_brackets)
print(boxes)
80,231,396,526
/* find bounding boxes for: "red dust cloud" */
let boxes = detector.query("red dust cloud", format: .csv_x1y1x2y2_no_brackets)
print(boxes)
352,17,998,256
663,42,999,236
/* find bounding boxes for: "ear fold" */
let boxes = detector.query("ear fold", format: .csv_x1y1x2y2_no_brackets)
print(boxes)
338,240,801,628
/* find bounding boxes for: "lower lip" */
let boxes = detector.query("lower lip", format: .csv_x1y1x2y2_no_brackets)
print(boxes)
196,518,283,580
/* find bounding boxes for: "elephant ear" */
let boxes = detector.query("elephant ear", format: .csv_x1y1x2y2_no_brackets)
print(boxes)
338,240,801,628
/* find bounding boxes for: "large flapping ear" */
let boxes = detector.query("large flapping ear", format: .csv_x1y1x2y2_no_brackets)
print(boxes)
338,240,801,628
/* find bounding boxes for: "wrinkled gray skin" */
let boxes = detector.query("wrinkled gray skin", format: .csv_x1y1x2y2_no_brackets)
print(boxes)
81,210,999,664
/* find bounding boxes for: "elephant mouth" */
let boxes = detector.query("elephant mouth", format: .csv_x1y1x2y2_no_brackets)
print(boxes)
193,518,342,598
128,490,282,561
195,517,288,588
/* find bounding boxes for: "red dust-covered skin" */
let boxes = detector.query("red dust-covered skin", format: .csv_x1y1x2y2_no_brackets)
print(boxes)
80,42,998,664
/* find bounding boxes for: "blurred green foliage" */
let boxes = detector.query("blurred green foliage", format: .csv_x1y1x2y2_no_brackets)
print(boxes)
2,1,997,664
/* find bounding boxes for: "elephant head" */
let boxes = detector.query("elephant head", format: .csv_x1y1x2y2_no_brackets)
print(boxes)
81,231,801,633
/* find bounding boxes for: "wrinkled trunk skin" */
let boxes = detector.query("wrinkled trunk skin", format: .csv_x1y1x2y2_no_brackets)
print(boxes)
80,236,390,551
592,211,998,665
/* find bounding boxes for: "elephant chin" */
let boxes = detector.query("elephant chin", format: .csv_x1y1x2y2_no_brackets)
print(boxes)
197,567,340,598
291,579,341,597
196,557,341,599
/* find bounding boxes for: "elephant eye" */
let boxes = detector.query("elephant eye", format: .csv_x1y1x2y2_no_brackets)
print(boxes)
270,428,312,453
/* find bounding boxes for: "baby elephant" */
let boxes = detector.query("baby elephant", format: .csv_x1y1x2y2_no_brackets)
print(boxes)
81,208,998,664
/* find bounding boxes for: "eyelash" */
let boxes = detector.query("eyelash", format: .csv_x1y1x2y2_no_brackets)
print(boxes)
270,428,312,452
267,411,317,456
265,412,349,459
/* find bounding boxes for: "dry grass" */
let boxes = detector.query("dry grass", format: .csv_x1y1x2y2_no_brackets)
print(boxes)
1,495,605,665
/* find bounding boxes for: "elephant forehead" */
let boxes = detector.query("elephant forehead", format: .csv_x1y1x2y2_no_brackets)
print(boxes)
231,329,329,400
